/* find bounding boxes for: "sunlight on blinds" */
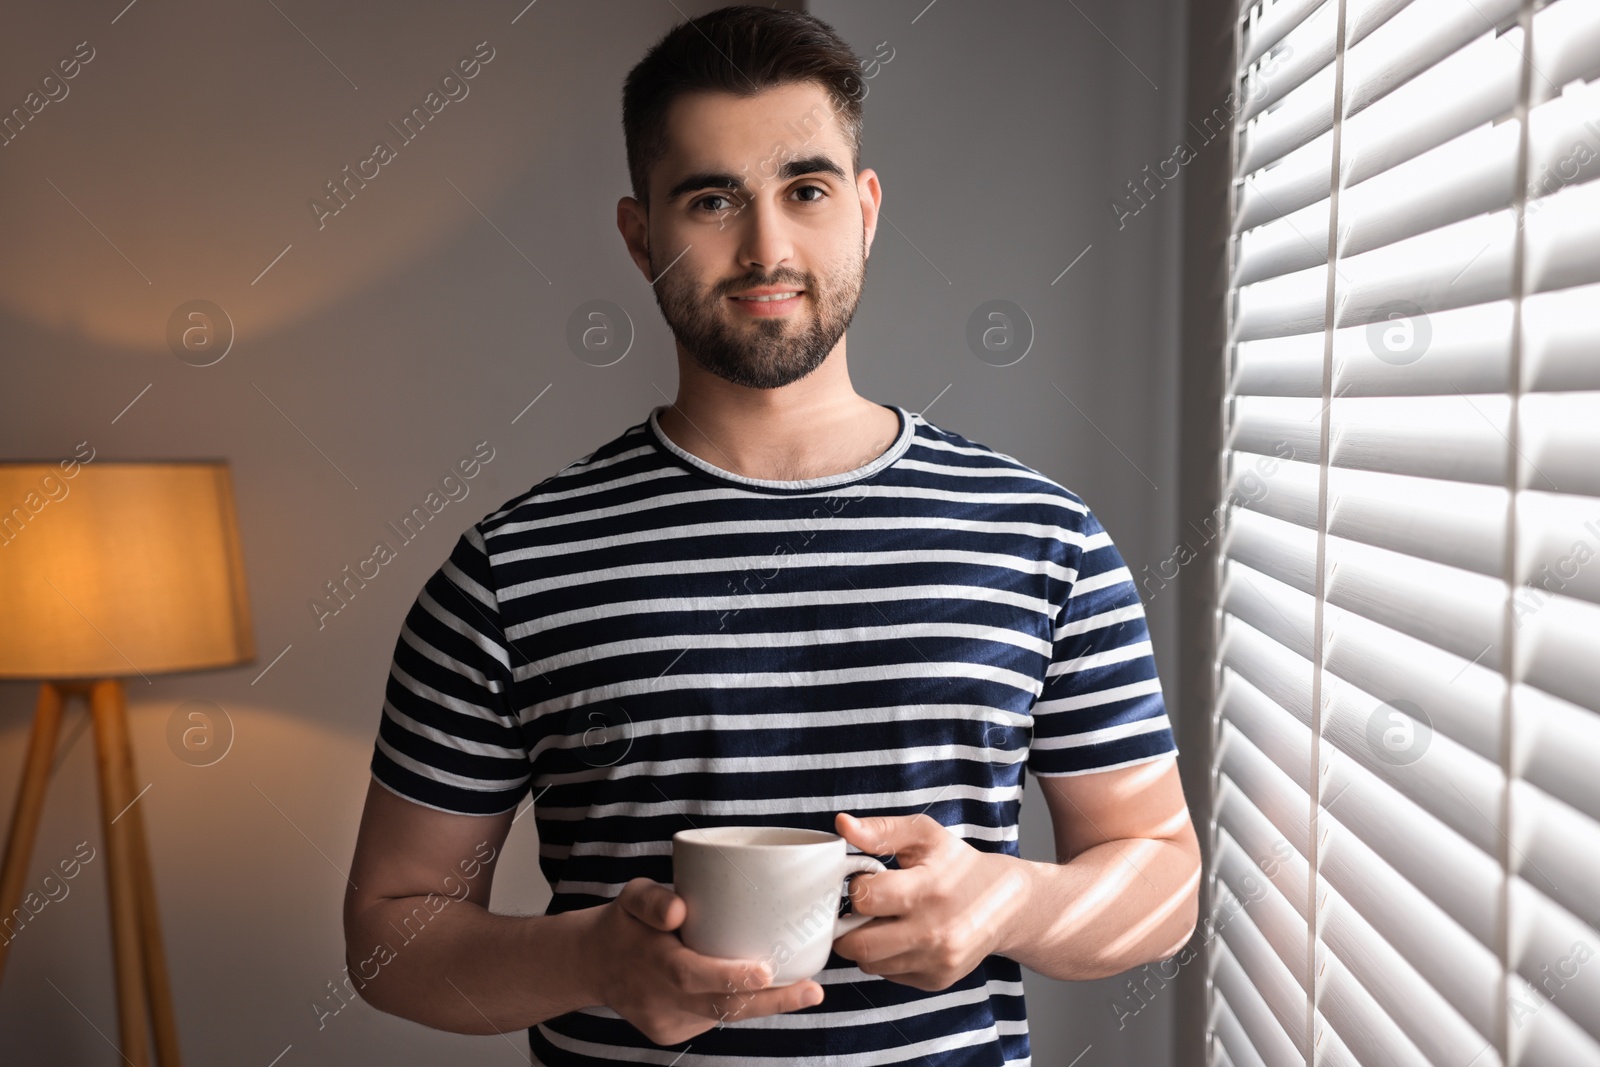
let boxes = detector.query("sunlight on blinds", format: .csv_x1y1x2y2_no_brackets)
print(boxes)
1210,0,1600,1065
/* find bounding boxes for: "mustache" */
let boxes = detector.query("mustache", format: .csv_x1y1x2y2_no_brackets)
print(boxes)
718,272,810,296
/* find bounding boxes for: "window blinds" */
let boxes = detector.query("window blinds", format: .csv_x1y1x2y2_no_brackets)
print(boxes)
1211,1,1600,1066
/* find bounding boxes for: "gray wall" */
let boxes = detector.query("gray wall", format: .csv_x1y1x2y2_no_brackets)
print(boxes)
0,1,1188,1063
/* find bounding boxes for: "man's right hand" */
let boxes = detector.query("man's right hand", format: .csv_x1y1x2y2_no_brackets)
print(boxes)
587,877,826,1046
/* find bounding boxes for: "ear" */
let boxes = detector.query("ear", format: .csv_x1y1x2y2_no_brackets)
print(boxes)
617,196,653,281
856,168,882,259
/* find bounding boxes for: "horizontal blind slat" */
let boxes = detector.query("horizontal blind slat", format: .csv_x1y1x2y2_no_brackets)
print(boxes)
1224,560,1506,759
1219,718,1315,859
1223,617,1315,728
1326,467,1507,578
1520,393,1600,498
1240,0,1337,124
1218,831,1308,986
1525,178,1600,296
1323,531,1507,665
1223,505,1321,594
1241,0,1325,68
1322,669,1505,856
1509,877,1600,1050
1212,939,1307,1067
1314,947,1435,1067
1525,283,1600,393
1319,809,1503,1041
1214,884,1312,1049
1330,396,1509,486
1317,741,1503,948
1516,684,1600,824
1211,993,1269,1067
1229,396,1325,462
1514,780,1600,934
1518,591,1600,715
1516,989,1600,1067
1219,775,1313,919
1342,26,1523,189
1516,490,1600,610
1331,298,1513,397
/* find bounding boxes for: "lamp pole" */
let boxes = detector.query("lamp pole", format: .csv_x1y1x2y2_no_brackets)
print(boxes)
0,679,182,1066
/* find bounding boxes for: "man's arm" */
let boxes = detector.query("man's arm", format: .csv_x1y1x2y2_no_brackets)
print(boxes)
832,755,1200,988
342,778,604,1033
1001,755,1200,980
344,778,825,1041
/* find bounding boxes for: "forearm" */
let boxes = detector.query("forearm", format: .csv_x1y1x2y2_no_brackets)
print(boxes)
994,838,1200,981
345,896,604,1034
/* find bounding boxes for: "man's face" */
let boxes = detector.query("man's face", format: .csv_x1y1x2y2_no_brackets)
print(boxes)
628,82,880,390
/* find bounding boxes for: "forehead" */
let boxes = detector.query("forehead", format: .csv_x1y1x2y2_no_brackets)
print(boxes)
654,82,852,189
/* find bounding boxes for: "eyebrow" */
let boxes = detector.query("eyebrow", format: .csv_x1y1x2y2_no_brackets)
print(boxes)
663,155,849,204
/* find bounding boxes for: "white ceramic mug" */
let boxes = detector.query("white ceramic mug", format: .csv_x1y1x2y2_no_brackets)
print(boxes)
671,826,886,987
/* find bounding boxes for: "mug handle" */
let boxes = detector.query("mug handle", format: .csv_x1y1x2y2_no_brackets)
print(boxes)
832,853,887,938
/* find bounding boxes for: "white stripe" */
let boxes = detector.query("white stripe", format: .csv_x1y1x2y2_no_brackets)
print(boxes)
506,583,1052,641
522,620,1053,677
536,1018,1004,1065
1067,564,1134,597
398,619,499,689
535,781,1022,822
389,661,509,725
1033,675,1165,714
573,976,1017,1028
1029,749,1179,777
524,703,1031,762
415,585,512,675
538,820,1019,862
893,456,1064,487
1047,639,1154,676
535,743,1028,787
374,734,527,795
1029,714,1173,751
486,481,1094,545
1054,603,1146,639
380,697,524,760
518,660,1045,719
488,514,1091,566
499,548,1075,601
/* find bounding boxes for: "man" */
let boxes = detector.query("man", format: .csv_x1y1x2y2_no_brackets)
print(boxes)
344,6,1200,1065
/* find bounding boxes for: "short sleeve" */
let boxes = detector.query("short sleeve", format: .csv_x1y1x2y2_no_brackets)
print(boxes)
1027,503,1178,776
370,526,532,815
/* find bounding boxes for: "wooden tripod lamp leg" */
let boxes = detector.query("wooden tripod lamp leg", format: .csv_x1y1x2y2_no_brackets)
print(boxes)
104,681,184,1066
91,678,153,1067
0,682,66,991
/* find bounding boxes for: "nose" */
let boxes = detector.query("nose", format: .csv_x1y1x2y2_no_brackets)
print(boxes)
735,194,797,277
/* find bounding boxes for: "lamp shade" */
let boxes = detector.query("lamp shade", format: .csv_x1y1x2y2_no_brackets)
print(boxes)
0,461,255,679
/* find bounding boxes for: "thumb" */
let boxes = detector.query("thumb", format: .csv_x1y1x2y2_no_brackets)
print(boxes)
619,878,685,931
838,811,941,861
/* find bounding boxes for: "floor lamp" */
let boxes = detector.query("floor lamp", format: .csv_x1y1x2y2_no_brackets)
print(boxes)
0,461,254,1067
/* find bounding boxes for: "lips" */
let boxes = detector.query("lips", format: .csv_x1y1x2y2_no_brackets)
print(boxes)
729,289,804,302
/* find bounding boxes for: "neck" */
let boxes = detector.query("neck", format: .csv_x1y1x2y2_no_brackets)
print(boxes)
658,340,900,481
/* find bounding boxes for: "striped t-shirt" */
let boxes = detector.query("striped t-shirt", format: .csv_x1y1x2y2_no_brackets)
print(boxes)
370,403,1177,1066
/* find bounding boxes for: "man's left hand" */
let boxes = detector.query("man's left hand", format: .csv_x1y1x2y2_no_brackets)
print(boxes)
830,812,1032,992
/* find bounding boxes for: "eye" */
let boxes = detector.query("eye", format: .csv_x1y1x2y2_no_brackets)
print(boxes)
791,183,828,203
692,192,740,214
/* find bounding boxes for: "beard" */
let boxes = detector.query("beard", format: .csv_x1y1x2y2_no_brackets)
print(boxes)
648,237,866,390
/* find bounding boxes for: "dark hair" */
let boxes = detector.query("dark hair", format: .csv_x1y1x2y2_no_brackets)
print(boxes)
621,5,865,206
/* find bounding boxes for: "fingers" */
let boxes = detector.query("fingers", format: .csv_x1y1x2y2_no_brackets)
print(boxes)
617,878,685,931
835,913,919,969
847,866,919,917
663,938,774,996
706,978,825,1023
